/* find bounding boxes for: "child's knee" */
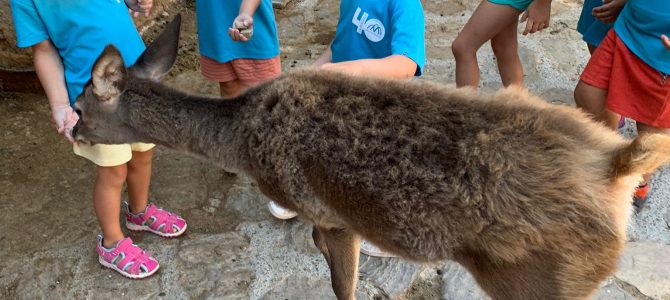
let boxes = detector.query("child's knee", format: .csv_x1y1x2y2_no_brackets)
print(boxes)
574,81,601,110
219,80,245,98
451,37,474,59
130,149,153,163
97,164,128,186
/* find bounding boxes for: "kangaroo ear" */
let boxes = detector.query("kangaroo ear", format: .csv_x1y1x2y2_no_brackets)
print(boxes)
91,45,127,102
130,14,181,81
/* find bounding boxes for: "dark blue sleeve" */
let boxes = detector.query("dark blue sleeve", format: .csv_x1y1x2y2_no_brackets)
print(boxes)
389,0,426,76
10,0,49,48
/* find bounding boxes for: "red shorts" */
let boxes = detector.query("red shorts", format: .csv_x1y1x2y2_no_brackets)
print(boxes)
580,30,670,127
199,55,281,86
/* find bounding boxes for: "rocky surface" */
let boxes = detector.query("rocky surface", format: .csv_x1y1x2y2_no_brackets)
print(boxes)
1,0,669,299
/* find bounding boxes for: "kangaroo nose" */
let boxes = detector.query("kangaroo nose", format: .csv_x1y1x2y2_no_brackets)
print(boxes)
71,119,81,138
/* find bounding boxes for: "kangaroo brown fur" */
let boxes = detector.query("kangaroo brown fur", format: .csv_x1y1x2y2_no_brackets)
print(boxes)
72,16,670,299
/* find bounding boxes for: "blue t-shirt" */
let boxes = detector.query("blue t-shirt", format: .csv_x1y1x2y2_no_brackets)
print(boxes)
330,0,426,76
196,0,280,63
11,0,145,105
614,0,670,74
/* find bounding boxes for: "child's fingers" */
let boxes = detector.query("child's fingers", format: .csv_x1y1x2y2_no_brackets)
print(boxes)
523,19,534,35
520,11,529,23
662,35,670,50
593,8,614,19
228,28,244,41
530,21,540,34
228,28,239,41
63,129,75,143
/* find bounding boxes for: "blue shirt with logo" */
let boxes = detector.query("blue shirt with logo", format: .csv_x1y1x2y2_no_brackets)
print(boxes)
196,0,280,63
11,0,146,105
330,0,426,76
614,0,670,74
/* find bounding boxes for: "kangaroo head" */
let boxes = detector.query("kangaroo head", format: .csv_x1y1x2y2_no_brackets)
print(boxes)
72,14,181,145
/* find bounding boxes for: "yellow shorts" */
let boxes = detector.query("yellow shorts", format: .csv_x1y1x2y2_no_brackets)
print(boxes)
73,143,155,167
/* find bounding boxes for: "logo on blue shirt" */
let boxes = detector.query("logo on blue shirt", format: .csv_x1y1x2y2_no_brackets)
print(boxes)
352,7,385,43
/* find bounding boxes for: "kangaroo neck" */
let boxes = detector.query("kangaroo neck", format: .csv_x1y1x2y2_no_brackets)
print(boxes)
121,79,248,172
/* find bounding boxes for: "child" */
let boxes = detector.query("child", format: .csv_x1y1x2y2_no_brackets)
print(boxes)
196,0,281,98
573,0,670,211
10,0,187,279
268,0,426,257
451,0,552,88
576,0,627,128
196,0,286,219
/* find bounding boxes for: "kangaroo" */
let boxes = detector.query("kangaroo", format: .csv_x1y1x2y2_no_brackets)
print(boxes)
72,15,670,299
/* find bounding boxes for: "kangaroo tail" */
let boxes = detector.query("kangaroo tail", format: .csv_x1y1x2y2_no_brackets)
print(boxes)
612,133,670,178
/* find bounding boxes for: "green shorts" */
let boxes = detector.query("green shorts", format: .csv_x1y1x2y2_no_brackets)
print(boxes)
488,0,533,11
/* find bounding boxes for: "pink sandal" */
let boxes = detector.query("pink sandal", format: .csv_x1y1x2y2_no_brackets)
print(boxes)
124,202,187,238
96,235,159,279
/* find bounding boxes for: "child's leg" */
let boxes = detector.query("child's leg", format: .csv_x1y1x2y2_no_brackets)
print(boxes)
126,149,154,214
124,144,187,237
574,81,620,129
452,1,522,88
490,20,523,87
219,80,248,98
94,164,128,248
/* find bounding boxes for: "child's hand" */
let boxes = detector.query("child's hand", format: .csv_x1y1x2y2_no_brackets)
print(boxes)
125,0,153,18
592,0,626,24
51,104,79,143
520,0,551,35
229,15,254,42
662,35,670,51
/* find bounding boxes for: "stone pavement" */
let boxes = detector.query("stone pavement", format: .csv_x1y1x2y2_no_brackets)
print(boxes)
1,0,669,299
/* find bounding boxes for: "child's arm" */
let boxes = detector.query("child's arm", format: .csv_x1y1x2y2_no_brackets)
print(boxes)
125,0,153,17
321,55,417,80
229,0,261,42
32,40,78,143
312,44,333,67
592,0,627,24
663,35,670,51
520,0,552,35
